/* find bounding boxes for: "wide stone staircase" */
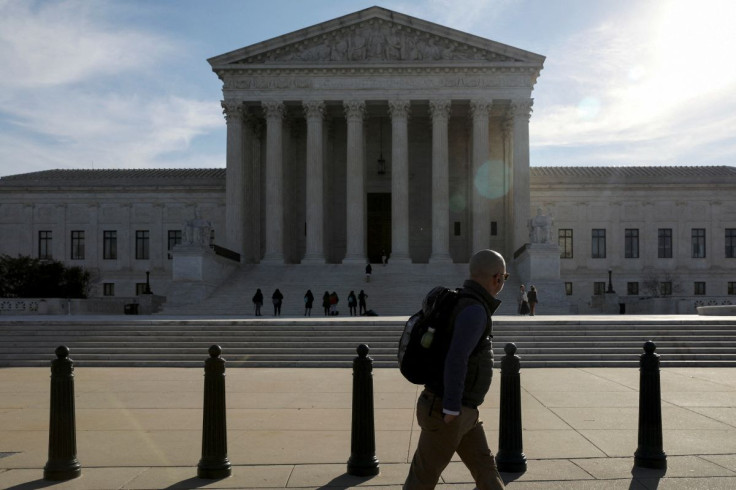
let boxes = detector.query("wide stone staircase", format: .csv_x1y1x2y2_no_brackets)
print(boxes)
158,262,565,317
2,318,735,368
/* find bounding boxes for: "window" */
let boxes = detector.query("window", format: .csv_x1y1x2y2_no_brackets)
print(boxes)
729,282,736,295
593,282,606,295
592,229,606,258
71,231,85,260
491,221,497,236
565,282,573,296
135,230,150,260
38,231,52,259
660,281,672,296
658,228,673,258
454,222,461,236
103,283,115,296
625,229,639,258
168,230,182,259
694,282,706,295
136,283,148,295
627,282,639,295
559,229,573,258
692,229,706,258
103,231,117,260
727,229,736,258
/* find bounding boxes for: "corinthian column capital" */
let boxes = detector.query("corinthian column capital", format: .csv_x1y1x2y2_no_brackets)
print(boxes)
343,100,365,121
303,100,325,120
470,99,492,119
262,100,285,120
510,99,534,121
388,99,411,119
221,100,244,123
429,99,451,120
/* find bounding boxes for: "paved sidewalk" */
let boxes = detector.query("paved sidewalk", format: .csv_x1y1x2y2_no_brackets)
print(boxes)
1,364,736,489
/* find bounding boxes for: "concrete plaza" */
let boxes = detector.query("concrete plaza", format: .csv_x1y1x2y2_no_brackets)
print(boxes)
2,356,736,488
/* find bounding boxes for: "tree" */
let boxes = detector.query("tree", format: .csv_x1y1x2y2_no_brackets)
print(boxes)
0,255,90,298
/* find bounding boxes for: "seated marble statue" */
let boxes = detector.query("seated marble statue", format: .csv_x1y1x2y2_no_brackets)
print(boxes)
529,208,553,244
183,210,212,248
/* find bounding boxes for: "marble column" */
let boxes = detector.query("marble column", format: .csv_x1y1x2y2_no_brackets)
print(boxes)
222,100,246,259
343,100,366,264
262,101,285,264
471,99,492,254
429,99,452,263
389,99,411,264
243,116,260,263
511,99,533,254
302,100,326,264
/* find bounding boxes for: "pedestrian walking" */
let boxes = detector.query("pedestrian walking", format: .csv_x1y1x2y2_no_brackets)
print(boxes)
528,285,539,316
329,291,339,316
322,291,330,316
304,289,314,316
358,289,368,315
365,263,372,282
347,290,357,316
404,249,507,489
252,288,263,316
272,288,283,316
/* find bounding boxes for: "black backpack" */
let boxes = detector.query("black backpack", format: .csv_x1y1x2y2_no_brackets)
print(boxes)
398,286,464,384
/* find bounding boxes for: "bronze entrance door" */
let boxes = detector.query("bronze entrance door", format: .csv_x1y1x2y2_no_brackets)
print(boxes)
367,193,391,264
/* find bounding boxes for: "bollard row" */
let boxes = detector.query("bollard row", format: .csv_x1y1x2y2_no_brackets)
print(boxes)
43,340,666,481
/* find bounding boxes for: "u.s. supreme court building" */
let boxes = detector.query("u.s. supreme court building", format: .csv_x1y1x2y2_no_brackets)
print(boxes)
1,7,735,315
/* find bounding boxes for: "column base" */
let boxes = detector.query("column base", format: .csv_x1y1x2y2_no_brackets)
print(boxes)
342,255,367,265
260,254,285,265
429,253,453,264
388,253,412,264
301,255,326,265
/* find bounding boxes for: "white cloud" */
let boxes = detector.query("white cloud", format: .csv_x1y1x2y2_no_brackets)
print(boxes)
532,0,736,164
0,0,176,88
0,0,222,176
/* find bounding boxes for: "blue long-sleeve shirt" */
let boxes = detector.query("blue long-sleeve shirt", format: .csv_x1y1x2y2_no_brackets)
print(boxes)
442,303,487,414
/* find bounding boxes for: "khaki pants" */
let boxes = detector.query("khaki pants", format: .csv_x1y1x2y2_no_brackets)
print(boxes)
404,389,505,490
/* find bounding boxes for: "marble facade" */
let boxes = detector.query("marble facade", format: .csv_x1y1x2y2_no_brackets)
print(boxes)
209,6,544,265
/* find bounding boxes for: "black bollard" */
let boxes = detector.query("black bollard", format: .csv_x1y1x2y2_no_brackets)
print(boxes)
347,344,380,476
44,346,81,481
197,345,232,479
634,340,667,469
496,343,526,473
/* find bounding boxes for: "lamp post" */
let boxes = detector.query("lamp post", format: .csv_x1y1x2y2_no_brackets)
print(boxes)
144,271,152,295
607,269,615,294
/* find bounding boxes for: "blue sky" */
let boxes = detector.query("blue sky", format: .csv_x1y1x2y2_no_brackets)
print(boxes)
1,0,734,177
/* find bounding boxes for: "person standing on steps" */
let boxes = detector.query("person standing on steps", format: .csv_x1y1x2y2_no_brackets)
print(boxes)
358,289,368,315
518,284,530,316
252,288,263,316
365,262,373,282
404,249,507,489
304,289,314,317
527,285,539,316
272,288,283,316
347,290,357,316
329,291,339,315
322,291,330,316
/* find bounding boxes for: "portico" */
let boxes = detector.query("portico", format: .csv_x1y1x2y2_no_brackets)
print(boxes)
210,7,544,265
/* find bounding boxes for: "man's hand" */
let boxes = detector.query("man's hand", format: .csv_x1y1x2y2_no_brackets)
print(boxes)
443,413,457,424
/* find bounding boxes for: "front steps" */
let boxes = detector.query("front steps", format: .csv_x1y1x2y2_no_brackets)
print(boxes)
158,262,567,316
1,318,735,368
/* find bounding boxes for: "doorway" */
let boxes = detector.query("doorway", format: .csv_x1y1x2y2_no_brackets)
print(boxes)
367,193,391,264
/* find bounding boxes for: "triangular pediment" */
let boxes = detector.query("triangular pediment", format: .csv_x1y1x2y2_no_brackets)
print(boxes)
209,6,544,68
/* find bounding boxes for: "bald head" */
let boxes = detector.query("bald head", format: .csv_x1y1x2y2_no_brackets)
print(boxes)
469,249,506,283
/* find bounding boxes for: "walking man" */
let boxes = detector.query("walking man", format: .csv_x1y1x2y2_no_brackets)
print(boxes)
404,249,507,489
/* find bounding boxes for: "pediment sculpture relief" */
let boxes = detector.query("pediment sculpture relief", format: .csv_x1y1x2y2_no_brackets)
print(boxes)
240,20,522,64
